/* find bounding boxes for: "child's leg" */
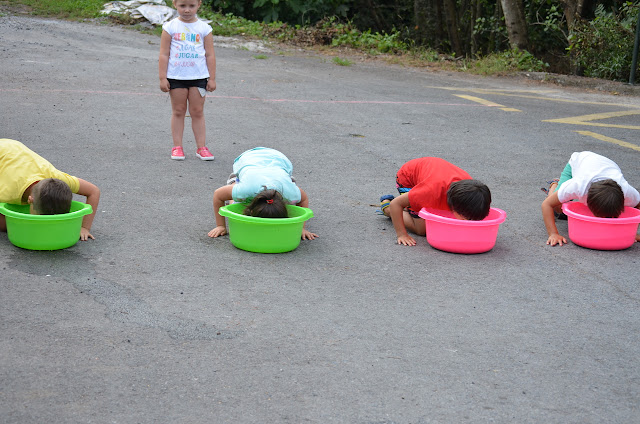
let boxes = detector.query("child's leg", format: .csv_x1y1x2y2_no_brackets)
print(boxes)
0,214,6,232
403,211,426,236
187,87,207,149
380,195,394,216
169,88,189,147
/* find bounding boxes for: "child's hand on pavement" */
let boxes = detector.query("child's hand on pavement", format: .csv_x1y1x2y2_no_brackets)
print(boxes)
208,226,227,238
635,234,640,243
397,234,416,246
301,229,318,240
80,227,94,241
546,233,567,246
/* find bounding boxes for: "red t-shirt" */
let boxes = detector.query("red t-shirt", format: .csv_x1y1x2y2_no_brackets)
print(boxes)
396,157,471,214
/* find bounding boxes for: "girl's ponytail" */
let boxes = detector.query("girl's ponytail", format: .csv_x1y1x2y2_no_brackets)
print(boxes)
244,187,288,218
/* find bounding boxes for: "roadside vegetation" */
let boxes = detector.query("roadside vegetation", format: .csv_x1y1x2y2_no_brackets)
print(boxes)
2,0,105,19
3,0,639,82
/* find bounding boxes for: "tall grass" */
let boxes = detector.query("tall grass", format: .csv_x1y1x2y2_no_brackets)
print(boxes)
6,0,106,19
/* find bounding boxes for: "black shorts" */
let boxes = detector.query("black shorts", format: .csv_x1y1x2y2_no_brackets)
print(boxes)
168,78,208,90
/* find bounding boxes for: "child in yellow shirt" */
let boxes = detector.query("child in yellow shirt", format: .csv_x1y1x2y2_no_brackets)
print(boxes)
0,139,100,241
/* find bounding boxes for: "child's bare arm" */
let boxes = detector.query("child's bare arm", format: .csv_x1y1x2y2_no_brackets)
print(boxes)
204,33,216,92
296,188,318,240
541,191,567,246
208,185,233,237
76,178,100,241
389,195,416,246
297,188,309,208
158,30,171,92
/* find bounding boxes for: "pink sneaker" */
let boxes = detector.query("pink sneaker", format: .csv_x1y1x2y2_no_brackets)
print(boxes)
171,146,185,160
196,146,215,161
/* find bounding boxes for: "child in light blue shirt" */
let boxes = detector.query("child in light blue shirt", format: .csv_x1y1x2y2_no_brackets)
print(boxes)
208,147,318,240
230,147,301,204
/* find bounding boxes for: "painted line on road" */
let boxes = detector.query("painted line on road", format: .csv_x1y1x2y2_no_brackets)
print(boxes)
210,95,494,106
543,110,640,130
428,86,640,109
454,94,522,112
0,88,499,108
576,131,640,152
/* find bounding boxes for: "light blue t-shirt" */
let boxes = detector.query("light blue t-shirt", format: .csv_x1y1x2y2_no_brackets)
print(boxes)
231,147,301,204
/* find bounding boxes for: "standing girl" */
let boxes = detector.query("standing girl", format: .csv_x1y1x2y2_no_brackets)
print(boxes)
159,0,216,160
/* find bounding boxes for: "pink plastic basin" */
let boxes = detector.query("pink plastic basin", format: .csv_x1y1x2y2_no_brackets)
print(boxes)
562,202,640,250
418,207,507,254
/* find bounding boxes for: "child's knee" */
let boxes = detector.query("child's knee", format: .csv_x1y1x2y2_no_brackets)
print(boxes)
188,102,204,116
413,218,426,236
403,212,425,236
172,106,187,117
188,108,204,118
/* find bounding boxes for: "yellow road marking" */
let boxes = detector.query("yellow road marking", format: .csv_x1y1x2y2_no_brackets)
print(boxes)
429,86,640,109
576,131,640,152
544,110,640,130
447,87,558,94
454,94,522,112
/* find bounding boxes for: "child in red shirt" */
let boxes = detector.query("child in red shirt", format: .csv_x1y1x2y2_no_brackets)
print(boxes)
380,157,491,246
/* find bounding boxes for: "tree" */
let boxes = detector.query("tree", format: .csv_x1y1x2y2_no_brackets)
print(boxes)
561,0,597,29
500,0,529,50
443,0,463,55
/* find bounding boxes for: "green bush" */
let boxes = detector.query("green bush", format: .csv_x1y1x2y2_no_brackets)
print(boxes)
463,48,548,75
206,12,265,37
568,2,639,81
206,0,349,26
331,25,407,54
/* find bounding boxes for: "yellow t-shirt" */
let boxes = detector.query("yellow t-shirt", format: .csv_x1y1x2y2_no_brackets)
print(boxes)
0,139,80,204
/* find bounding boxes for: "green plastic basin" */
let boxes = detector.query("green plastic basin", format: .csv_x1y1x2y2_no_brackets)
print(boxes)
0,201,93,250
219,203,314,253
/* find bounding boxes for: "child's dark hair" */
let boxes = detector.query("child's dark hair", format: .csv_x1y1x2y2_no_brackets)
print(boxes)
31,178,73,215
447,179,491,220
244,188,288,218
587,179,624,218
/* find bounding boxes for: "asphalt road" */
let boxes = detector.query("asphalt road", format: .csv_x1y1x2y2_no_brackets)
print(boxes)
1,13,640,423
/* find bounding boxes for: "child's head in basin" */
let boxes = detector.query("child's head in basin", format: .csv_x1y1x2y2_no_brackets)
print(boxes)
29,178,73,215
447,179,492,220
244,188,288,218
587,179,624,218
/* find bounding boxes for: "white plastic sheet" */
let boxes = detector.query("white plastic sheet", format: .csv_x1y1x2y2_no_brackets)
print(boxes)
134,4,177,24
101,0,178,25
